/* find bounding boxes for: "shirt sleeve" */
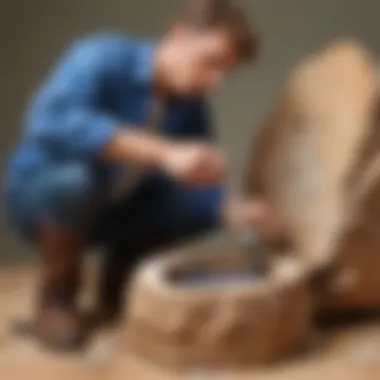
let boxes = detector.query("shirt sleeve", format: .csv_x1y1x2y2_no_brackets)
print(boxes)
28,35,130,161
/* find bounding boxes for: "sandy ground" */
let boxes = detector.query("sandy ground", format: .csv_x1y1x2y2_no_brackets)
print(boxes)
0,264,380,379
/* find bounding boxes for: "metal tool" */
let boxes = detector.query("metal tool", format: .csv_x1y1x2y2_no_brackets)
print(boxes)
234,227,271,278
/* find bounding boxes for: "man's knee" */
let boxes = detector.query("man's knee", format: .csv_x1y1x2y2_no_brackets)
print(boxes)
138,174,222,240
164,189,222,239
156,200,219,242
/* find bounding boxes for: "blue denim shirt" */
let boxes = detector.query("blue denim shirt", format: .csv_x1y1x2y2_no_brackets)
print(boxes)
5,34,223,219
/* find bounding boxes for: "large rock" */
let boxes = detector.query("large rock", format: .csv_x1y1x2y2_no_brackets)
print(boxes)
245,40,380,311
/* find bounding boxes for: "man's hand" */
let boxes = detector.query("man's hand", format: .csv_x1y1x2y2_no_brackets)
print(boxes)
101,131,225,187
159,142,226,187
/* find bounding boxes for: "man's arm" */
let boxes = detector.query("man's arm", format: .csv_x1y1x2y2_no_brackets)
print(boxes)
100,129,169,167
29,36,168,167
29,36,226,185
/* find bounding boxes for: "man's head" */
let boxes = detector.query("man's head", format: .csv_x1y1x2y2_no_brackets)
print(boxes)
156,0,259,97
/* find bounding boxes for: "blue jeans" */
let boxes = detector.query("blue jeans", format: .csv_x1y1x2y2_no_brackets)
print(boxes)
5,162,223,253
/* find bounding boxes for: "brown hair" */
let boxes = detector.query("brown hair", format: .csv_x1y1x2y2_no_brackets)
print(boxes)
178,0,259,62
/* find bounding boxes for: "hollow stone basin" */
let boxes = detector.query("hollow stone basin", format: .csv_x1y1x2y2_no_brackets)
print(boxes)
165,229,271,289
165,251,269,289
128,249,313,370
167,265,267,289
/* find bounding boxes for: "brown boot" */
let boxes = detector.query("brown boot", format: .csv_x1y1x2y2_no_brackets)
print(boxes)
34,224,86,351
90,253,131,328
91,236,169,329
88,242,141,329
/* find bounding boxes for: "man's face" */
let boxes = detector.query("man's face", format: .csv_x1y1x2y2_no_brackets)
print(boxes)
166,26,239,96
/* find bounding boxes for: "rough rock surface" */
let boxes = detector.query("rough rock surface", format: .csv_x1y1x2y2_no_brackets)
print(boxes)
245,40,380,310
127,252,313,369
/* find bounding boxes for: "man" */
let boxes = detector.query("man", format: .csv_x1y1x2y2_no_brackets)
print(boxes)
5,0,270,351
